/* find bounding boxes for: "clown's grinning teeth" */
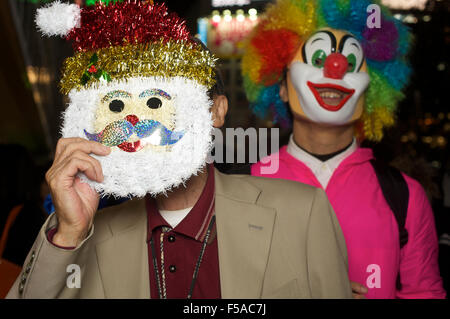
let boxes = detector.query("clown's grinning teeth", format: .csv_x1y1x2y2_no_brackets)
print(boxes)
320,92,341,99
317,88,348,106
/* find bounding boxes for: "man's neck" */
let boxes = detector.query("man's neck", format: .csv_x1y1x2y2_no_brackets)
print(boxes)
292,117,355,155
155,168,208,211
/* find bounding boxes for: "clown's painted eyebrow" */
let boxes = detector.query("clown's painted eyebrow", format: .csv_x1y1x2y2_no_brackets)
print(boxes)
316,30,337,52
311,37,325,44
139,89,172,100
101,90,132,103
339,35,361,52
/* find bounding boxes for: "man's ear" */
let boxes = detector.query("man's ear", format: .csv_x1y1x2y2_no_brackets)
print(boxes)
211,95,228,128
279,79,289,103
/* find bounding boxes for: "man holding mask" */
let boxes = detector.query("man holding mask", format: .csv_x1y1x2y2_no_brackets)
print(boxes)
7,0,351,299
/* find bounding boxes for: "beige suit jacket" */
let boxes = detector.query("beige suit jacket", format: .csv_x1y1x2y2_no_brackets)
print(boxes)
7,169,352,298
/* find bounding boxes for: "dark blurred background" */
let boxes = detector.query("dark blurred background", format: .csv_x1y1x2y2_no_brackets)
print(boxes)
0,0,449,294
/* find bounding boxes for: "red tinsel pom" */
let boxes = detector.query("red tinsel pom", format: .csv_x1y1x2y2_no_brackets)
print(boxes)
66,1,193,52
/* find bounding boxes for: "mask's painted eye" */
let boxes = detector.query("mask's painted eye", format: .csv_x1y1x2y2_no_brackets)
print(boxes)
109,99,125,113
302,30,336,67
339,35,364,73
347,53,356,73
312,50,327,69
147,97,162,109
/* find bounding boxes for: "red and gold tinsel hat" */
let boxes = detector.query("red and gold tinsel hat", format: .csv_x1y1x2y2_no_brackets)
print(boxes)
36,0,216,94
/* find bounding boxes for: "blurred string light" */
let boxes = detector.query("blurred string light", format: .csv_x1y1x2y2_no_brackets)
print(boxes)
249,8,257,21
236,9,245,22
212,10,221,23
423,15,432,22
211,9,258,23
211,0,250,7
381,0,428,10
403,14,419,24
205,8,259,58
223,10,232,22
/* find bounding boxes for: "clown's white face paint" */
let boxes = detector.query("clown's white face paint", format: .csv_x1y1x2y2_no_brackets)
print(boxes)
62,77,214,197
289,62,369,125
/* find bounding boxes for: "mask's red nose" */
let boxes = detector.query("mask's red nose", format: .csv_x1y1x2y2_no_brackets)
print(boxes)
125,114,139,126
323,53,348,80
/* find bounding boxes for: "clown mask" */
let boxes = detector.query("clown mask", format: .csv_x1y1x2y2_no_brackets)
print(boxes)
285,28,370,125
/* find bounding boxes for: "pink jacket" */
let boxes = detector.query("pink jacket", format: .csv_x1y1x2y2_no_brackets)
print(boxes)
252,146,446,299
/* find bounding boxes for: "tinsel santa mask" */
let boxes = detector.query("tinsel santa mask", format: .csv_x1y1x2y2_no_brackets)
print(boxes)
36,1,216,197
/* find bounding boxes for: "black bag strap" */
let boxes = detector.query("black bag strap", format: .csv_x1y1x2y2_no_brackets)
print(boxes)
370,158,409,290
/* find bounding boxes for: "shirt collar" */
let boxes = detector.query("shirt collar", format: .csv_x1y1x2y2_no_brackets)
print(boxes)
146,164,215,242
286,134,358,187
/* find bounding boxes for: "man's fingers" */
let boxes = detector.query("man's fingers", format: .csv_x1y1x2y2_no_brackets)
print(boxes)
351,281,368,294
55,138,110,163
60,157,100,183
55,138,85,159
70,151,104,182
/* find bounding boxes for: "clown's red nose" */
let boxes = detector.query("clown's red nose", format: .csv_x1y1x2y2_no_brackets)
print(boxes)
324,53,348,80
125,114,139,126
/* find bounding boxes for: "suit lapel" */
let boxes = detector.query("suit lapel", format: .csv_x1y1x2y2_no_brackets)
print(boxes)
94,170,276,299
214,170,277,298
95,198,150,298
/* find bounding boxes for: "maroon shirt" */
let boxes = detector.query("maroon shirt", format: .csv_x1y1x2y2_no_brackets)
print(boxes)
146,164,221,299
47,164,221,298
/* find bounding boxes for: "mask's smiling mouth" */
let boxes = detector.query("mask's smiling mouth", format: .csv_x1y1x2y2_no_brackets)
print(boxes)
307,81,355,112
118,140,142,152
117,116,143,153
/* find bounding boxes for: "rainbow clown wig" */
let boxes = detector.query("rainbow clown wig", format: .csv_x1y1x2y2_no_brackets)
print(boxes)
241,0,413,141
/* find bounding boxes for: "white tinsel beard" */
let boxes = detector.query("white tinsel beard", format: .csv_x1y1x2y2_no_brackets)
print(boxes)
61,77,214,198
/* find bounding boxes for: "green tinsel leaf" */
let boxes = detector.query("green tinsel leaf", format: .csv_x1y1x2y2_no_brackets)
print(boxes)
85,0,124,7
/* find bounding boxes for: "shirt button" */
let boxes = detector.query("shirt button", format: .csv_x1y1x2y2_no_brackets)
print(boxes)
18,283,24,294
168,235,176,243
169,265,176,273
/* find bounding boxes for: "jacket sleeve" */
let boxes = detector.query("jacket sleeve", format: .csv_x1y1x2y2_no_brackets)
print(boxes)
395,178,446,299
306,188,353,298
6,213,94,299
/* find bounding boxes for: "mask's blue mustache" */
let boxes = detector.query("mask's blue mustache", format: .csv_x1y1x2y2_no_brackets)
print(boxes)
84,119,184,147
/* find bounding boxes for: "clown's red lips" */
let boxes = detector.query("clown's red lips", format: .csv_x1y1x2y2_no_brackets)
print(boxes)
307,82,355,112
